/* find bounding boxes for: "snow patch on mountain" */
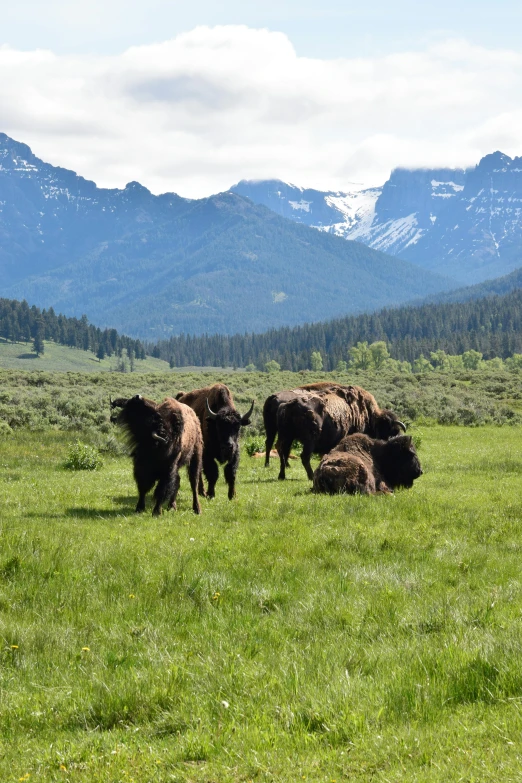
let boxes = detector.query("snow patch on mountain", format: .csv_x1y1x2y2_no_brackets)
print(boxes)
289,199,311,212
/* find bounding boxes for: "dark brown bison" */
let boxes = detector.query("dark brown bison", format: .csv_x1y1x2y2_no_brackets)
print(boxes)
263,382,337,467
175,384,254,500
313,433,422,495
110,394,203,515
275,385,406,481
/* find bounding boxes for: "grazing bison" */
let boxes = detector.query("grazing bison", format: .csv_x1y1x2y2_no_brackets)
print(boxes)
263,382,337,466
276,386,406,481
313,433,422,495
176,384,254,500
110,395,203,515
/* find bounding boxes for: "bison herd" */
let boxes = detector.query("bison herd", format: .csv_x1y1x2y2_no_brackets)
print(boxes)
110,381,422,515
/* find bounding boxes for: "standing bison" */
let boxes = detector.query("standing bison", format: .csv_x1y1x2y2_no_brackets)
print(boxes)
313,433,422,495
110,395,203,515
276,385,406,481
176,384,254,500
263,382,336,466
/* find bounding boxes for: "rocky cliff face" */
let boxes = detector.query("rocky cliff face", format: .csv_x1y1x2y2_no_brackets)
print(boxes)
399,152,522,282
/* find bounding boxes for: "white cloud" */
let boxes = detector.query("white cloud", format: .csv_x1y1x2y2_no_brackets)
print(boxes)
1,27,522,197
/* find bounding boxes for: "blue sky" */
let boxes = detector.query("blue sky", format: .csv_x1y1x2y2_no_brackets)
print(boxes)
2,0,520,57
1,1,521,197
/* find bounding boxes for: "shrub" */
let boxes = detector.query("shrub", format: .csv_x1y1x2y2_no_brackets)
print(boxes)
244,435,267,457
63,441,103,471
0,420,13,438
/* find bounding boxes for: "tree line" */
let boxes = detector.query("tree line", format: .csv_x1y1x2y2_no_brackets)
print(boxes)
2,288,522,371
0,299,146,362
151,289,522,370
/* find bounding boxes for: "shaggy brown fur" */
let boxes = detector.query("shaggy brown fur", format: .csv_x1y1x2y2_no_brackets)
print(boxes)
176,384,254,499
110,395,203,515
275,386,406,481
263,382,405,469
313,433,422,495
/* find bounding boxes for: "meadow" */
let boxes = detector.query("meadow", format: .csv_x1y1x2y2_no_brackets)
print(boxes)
1,417,522,781
0,339,170,374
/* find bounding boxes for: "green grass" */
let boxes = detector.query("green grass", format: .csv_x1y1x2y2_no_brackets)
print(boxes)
1,426,522,781
0,339,171,373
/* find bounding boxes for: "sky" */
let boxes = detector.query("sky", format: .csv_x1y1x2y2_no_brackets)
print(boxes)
1,0,521,198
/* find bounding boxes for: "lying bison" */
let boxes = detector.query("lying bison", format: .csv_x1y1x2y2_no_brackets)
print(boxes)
313,433,422,495
110,394,203,515
276,386,406,481
176,384,254,500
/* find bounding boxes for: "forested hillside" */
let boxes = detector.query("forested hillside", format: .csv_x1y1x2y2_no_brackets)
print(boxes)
0,298,146,361
3,288,522,373
154,289,522,370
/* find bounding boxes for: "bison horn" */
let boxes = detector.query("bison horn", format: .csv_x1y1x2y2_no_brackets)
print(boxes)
151,431,168,444
398,420,407,432
241,400,255,424
109,395,114,407
206,399,219,419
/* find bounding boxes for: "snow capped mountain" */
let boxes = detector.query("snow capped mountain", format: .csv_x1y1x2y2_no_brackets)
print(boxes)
231,155,522,285
0,132,187,285
400,152,522,282
0,133,453,338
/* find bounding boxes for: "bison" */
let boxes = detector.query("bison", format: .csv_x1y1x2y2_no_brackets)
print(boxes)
312,433,422,495
175,384,254,500
263,382,338,467
275,385,406,481
110,394,203,515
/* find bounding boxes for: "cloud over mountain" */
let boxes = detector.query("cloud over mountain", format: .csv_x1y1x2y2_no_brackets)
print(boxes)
1,27,522,197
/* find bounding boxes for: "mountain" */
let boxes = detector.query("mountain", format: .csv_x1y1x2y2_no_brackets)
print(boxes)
231,152,522,285
0,133,453,338
420,265,522,305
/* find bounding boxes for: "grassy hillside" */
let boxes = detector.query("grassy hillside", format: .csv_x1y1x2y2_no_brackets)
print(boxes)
2,426,522,781
0,338,170,373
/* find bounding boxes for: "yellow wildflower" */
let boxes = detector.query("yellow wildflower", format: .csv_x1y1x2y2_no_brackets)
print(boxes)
11,645,19,650
81,646,90,652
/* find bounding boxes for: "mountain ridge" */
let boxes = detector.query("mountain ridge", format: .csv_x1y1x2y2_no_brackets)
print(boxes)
0,133,454,339
231,152,522,285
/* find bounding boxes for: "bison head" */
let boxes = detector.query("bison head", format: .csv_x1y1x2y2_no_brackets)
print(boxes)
373,410,407,440
381,435,422,489
206,399,254,461
110,394,168,447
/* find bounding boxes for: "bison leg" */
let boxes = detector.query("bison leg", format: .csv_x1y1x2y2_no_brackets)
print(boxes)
300,441,315,481
264,423,277,467
197,473,207,498
133,463,156,513
224,451,239,500
167,472,181,511
203,454,219,498
188,452,202,515
277,438,292,480
152,469,176,516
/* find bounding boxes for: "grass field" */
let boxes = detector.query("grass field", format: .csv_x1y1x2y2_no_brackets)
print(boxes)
2,426,522,781
0,339,171,373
